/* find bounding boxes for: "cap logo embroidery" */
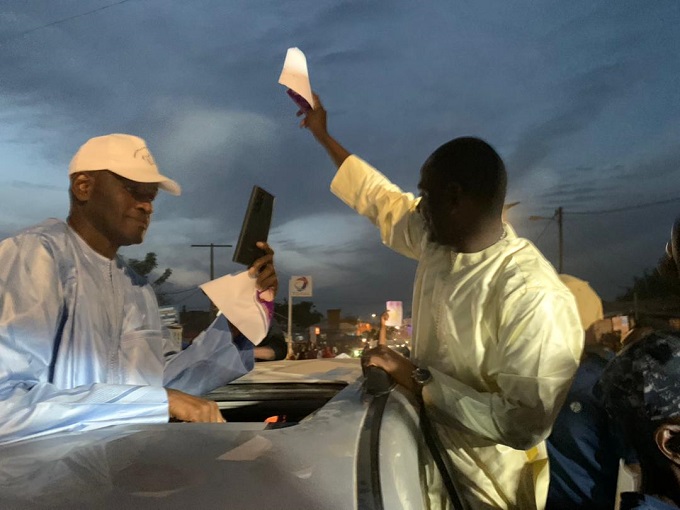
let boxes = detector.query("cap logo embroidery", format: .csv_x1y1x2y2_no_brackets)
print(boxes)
134,147,156,166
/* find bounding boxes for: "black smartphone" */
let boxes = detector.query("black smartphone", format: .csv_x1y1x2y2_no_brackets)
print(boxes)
232,186,275,267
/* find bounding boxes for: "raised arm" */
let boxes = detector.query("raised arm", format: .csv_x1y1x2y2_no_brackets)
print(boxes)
300,93,350,168
299,94,426,260
378,311,389,346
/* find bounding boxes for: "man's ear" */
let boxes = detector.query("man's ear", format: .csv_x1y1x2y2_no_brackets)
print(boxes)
70,172,94,202
655,423,680,466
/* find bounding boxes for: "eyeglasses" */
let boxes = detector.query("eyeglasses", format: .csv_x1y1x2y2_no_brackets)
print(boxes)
109,172,159,203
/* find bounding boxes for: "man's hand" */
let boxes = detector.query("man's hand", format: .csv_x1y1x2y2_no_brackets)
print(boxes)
298,92,327,139
166,388,225,423
378,310,390,346
249,242,278,295
297,92,350,168
362,345,417,392
254,346,276,361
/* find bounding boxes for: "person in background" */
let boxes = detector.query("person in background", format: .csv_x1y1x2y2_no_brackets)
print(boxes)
377,310,411,357
228,319,287,362
298,93,582,509
0,134,278,444
256,319,288,361
295,345,307,360
378,310,390,347
305,345,318,360
657,216,680,280
547,274,637,509
600,331,680,509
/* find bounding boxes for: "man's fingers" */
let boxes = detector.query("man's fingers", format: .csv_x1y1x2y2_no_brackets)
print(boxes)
297,93,323,130
213,403,226,423
250,243,277,291
251,252,274,269
256,241,274,255
257,274,278,292
249,252,274,276
167,389,226,424
256,263,278,291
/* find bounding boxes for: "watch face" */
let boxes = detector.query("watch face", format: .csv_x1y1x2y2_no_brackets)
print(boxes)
413,368,432,385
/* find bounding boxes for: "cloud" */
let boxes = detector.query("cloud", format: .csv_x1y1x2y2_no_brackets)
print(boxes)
623,144,680,181
157,105,278,186
160,267,208,290
143,216,224,247
1,0,679,315
270,212,382,284
8,180,62,191
0,185,66,234
508,62,637,176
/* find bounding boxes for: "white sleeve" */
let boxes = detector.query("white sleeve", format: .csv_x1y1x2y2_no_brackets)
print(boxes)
423,288,583,450
0,235,168,445
330,155,426,261
163,314,251,395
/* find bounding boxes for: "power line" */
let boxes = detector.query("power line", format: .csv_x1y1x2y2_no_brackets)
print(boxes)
161,286,200,296
173,288,202,305
2,0,136,44
534,217,555,243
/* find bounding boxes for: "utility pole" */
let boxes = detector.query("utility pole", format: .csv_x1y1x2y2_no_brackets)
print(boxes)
190,243,232,281
191,243,232,319
529,207,564,273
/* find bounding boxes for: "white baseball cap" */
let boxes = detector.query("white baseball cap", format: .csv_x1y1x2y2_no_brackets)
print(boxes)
68,133,181,196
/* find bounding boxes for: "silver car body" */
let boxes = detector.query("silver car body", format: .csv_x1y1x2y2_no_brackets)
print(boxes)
0,359,433,509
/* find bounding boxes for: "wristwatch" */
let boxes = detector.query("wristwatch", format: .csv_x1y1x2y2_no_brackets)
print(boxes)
411,367,433,389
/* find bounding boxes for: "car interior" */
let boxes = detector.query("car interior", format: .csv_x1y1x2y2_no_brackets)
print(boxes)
205,382,348,427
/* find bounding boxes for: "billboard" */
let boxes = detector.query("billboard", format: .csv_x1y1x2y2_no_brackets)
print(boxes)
385,301,403,327
289,275,313,297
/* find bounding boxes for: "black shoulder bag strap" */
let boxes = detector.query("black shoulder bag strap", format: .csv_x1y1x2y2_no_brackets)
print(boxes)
417,392,466,510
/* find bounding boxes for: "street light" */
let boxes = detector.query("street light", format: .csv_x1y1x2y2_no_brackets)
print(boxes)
529,207,563,273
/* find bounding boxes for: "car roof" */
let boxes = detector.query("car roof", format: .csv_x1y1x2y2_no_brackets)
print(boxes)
231,358,362,385
0,359,369,510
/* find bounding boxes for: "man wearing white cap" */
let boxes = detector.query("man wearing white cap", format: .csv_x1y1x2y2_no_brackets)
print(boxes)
0,134,278,444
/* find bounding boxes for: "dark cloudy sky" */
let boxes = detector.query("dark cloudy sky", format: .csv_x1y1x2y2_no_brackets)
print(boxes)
1,0,679,318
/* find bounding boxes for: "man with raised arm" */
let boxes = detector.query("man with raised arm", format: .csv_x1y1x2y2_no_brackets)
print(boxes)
299,95,582,509
0,134,278,444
